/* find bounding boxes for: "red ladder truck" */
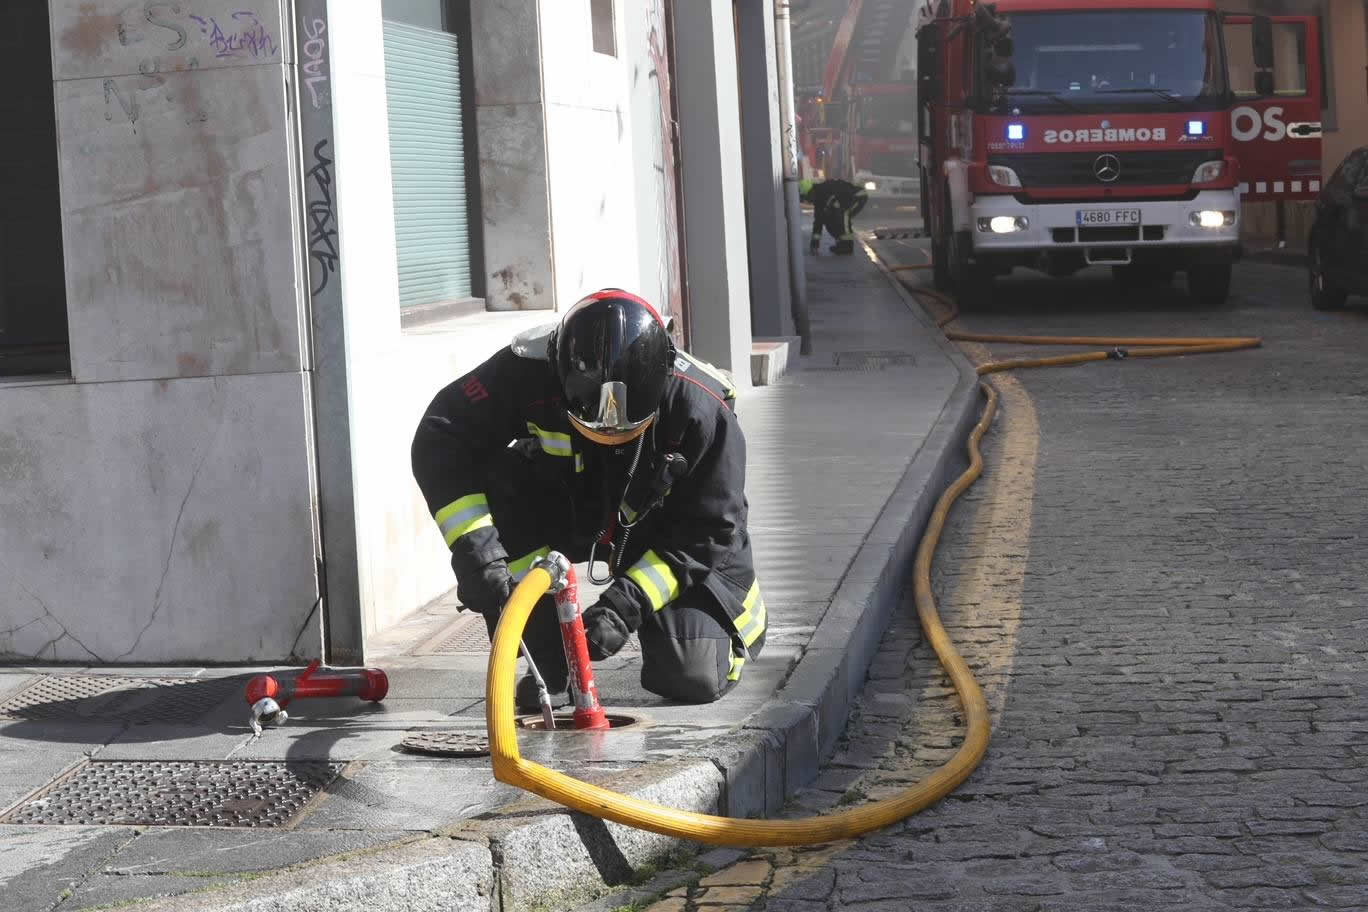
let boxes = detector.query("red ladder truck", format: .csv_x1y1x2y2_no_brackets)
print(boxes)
916,0,1323,305
813,0,921,201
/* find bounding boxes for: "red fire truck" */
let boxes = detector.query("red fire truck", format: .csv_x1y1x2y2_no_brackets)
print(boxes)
833,83,921,200
804,0,921,200
917,0,1323,306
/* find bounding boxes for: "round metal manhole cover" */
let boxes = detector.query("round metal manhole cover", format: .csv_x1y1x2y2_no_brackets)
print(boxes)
515,712,643,731
399,731,490,757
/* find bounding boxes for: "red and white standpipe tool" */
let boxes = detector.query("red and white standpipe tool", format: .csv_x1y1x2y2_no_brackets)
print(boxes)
543,552,610,730
245,660,389,735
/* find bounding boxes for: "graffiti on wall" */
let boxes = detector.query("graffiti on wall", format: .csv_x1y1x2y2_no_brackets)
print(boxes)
301,17,330,110
113,3,278,71
306,140,339,296
85,4,277,131
189,11,279,60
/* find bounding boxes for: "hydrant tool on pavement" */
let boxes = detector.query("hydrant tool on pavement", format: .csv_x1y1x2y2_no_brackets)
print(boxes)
245,660,389,735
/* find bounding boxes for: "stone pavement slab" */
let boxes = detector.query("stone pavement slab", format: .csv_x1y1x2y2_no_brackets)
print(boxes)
0,244,979,911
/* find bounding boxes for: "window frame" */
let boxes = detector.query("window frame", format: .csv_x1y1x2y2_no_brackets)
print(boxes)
590,0,617,57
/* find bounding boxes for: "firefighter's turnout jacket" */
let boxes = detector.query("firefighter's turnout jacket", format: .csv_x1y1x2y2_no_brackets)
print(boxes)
411,338,767,662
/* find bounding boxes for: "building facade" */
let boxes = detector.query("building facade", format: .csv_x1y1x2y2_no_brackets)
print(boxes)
0,0,795,664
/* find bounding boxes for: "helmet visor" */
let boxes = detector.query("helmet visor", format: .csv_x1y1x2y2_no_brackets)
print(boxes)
567,380,655,444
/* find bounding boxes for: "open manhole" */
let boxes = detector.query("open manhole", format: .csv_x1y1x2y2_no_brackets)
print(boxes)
411,612,641,656
516,712,643,731
0,675,241,725
399,731,490,758
0,759,344,827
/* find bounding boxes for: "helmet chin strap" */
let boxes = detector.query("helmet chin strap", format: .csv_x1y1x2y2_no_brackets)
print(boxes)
586,429,648,585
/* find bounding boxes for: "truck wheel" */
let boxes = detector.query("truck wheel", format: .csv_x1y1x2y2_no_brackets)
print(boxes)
1186,263,1232,307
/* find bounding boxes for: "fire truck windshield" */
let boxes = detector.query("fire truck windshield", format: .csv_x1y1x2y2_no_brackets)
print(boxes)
857,95,918,137
993,10,1227,112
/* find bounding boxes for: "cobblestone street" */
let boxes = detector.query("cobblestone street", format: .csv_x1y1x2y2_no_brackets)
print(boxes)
620,257,1368,912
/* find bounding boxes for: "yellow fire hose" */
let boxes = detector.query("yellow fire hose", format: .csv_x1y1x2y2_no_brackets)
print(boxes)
484,267,1261,848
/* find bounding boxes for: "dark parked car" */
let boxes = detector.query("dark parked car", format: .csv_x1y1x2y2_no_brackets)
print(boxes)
1309,147,1368,310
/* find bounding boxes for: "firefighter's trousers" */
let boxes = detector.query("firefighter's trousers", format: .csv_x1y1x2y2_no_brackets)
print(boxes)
818,190,868,251
478,448,755,704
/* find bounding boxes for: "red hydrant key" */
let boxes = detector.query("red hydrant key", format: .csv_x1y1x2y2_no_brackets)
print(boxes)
245,660,389,707
554,565,610,730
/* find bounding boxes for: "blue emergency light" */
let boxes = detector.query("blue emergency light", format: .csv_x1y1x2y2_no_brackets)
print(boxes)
1007,123,1025,141
1187,120,1205,136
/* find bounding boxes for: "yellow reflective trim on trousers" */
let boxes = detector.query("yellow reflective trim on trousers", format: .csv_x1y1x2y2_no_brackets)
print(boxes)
627,550,680,612
740,599,766,647
728,654,746,681
435,494,494,547
734,579,767,647
734,579,762,629
508,547,551,581
527,422,573,457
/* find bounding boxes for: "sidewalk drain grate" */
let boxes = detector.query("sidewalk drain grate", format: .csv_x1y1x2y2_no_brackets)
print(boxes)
412,612,641,656
0,675,241,725
824,351,917,372
0,760,344,827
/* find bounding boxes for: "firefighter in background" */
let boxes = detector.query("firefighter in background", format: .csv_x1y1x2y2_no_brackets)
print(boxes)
411,290,767,711
799,177,869,255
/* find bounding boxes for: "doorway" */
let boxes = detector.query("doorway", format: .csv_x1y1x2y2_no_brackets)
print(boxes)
0,0,69,378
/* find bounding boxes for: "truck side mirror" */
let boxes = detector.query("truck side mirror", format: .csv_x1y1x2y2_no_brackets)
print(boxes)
982,41,1016,87
975,5,1016,88
1252,16,1275,97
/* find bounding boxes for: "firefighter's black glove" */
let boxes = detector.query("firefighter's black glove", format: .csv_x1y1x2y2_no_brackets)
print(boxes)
456,559,514,618
583,601,630,661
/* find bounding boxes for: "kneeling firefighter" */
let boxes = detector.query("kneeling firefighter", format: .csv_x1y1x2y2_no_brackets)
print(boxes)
411,290,767,709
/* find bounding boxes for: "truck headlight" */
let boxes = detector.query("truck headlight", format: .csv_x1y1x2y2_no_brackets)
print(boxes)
1190,210,1236,228
1191,161,1226,184
864,181,877,191
987,165,1022,188
978,216,1029,234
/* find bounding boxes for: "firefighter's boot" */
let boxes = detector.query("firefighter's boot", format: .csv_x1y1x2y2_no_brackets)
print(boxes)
834,239,856,255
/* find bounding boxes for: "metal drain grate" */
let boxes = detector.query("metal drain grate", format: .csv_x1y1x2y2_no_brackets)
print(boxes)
0,760,343,827
0,675,241,725
823,351,917,372
412,612,641,656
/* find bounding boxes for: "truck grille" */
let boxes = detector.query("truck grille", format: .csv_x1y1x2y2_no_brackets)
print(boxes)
868,151,919,177
990,151,1212,188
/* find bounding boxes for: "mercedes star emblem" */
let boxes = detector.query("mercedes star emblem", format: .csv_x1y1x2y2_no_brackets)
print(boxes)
1094,154,1121,183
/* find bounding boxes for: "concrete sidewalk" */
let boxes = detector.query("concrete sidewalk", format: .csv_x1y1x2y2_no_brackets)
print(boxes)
0,247,978,912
